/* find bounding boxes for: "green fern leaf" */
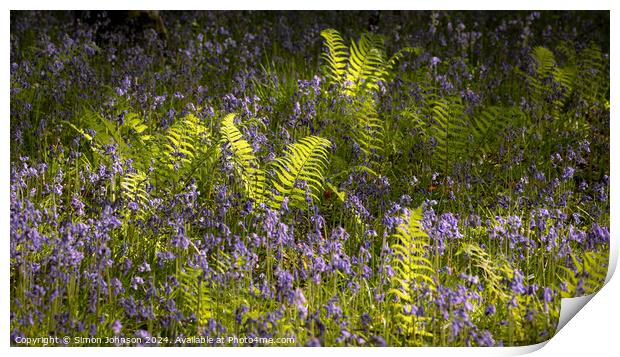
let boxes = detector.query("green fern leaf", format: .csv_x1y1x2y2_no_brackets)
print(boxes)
389,207,436,343
352,99,385,159
177,267,213,326
458,243,513,300
345,32,386,96
120,170,149,214
219,113,266,203
558,250,608,297
270,136,331,210
320,29,349,85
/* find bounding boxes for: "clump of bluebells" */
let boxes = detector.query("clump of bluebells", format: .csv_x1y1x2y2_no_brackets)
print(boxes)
10,11,609,346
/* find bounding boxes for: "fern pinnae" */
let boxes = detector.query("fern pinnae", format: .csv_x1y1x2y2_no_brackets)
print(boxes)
177,267,213,326
270,135,331,210
345,33,385,96
120,170,150,212
458,243,512,301
219,113,266,203
558,250,608,297
576,44,609,105
388,207,436,342
353,99,385,158
527,46,577,120
320,29,349,84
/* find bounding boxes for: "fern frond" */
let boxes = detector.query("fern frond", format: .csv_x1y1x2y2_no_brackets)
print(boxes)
558,250,608,297
320,29,349,85
345,32,386,96
458,243,513,300
469,106,526,159
177,267,213,326
382,47,417,82
427,96,466,173
120,170,150,214
123,112,152,143
532,46,556,79
389,207,436,343
149,112,217,190
270,136,331,210
352,99,385,160
321,29,413,97
67,109,156,173
219,113,266,203
575,44,609,105
162,113,209,169
528,46,576,120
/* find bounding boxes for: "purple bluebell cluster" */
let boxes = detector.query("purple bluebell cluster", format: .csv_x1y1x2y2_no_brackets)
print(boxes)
10,11,609,347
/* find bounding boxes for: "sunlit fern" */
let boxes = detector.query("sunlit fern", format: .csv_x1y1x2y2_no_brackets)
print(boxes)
320,28,413,97
458,243,513,301
120,170,150,214
151,112,220,193
558,250,608,298
66,109,155,216
177,267,213,326
321,29,413,173
320,28,349,88
219,113,266,203
270,135,331,210
161,113,210,171
66,109,153,170
351,98,385,159
388,207,436,343
458,242,533,340
408,94,467,175
344,31,387,96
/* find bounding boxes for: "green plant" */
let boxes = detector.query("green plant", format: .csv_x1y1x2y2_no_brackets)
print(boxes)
527,46,576,121
388,207,436,344
320,29,413,97
177,267,213,326
575,44,609,108
558,250,608,297
219,113,267,203
271,135,331,209
459,243,513,301
320,28,413,173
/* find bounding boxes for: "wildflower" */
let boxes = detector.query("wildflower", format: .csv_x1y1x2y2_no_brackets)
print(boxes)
475,330,495,346
324,297,342,320
71,195,85,216
507,296,518,309
111,320,122,335
485,304,496,316
305,338,321,347
292,288,308,320
135,330,156,345
127,201,139,212
561,166,575,180
370,335,387,347
510,269,526,294
275,268,294,302
543,287,553,311
586,223,610,249
138,262,151,273
131,276,144,290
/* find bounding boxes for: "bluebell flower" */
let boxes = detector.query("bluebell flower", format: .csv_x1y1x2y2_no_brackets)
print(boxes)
561,166,575,180
510,269,526,295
